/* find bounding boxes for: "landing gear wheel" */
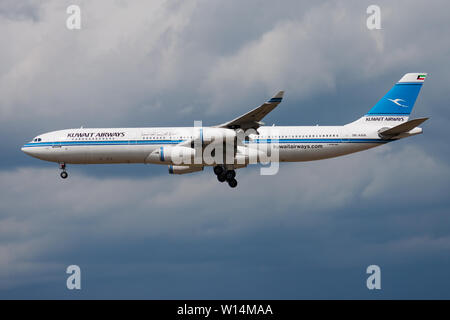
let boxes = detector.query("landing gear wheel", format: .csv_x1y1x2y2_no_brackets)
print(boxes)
213,165,224,176
228,178,237,188
217,172,227,182
60,171,68,179
225,170,236,180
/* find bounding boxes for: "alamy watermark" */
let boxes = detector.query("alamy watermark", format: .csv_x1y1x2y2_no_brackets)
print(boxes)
66,265,81,290
66,5,81,30
147,120,281,175
366,265,381,290
366,5,381,30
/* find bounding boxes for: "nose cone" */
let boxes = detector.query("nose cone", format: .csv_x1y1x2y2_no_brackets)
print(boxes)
21,146,37,157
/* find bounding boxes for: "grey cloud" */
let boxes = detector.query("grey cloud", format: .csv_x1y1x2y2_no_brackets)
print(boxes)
0,0,41,22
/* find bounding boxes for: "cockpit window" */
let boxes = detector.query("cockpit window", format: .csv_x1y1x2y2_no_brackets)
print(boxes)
33,138,42,142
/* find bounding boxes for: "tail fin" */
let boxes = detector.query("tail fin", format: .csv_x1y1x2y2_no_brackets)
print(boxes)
348,73,427,126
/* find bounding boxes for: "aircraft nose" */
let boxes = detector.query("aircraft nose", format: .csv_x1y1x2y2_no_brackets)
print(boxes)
21,146,34,156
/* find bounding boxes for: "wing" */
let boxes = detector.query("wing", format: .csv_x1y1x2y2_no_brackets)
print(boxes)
215,91,284,130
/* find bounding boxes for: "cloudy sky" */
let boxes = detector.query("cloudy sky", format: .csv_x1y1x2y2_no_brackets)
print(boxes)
1,0,450,299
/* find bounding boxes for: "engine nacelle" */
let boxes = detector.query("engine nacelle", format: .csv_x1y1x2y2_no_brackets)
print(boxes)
146,146,196,164
168,165,203,174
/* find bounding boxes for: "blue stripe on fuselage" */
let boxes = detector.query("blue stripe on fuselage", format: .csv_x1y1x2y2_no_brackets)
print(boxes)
22,138,391,148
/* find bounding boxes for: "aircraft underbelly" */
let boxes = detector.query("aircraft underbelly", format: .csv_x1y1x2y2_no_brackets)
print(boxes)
277,142,381,161
55,145,157,164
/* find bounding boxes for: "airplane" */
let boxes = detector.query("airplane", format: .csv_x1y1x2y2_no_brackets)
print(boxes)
21,73,428,188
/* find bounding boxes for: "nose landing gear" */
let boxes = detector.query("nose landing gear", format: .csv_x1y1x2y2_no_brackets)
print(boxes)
59,163,68,179
213,165,238,188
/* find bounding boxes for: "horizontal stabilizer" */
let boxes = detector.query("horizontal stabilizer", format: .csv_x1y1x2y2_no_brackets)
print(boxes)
378,117,429,137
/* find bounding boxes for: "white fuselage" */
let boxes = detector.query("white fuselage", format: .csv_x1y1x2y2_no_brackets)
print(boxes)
21,124,414,166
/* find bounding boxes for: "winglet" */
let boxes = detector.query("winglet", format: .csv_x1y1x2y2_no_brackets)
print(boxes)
267,91,284,103
398,73,427,83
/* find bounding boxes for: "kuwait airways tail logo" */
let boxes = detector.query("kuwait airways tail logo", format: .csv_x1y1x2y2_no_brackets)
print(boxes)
387,98,408,108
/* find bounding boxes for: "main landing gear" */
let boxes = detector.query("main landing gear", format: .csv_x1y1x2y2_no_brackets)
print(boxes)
59,163,68,179
213,165,237,188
